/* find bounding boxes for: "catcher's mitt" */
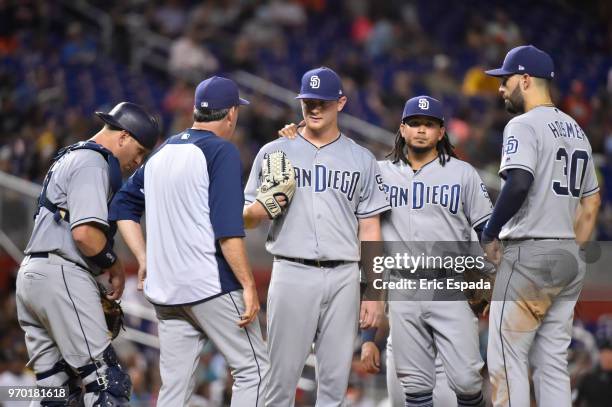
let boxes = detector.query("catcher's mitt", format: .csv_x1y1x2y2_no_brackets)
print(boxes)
464,269,495,317
256,150,296,219
98,283,125,340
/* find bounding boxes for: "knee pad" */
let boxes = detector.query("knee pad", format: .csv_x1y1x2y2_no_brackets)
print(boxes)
457,391,485,407
78,346,131,406
405,391,433,407
37,359,82,406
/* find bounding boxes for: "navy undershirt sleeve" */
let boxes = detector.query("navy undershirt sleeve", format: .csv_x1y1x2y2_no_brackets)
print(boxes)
483,169,534,240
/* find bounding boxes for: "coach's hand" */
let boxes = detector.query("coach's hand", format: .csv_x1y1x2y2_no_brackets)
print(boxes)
105,258,126,300
136,261,146,291
361,342,381,374
278,120,305,139
239,285,260,328
360,300,383,329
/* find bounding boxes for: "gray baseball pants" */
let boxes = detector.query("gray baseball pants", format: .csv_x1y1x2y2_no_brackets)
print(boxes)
487,240,584,407
155,290,269,407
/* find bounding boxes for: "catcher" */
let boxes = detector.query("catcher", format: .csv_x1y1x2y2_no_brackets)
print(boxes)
15,102,159,406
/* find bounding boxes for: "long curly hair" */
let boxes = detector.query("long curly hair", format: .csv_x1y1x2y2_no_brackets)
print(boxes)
386,123,457,166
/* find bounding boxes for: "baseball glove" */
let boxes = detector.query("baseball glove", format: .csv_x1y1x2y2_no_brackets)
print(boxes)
97,283,125,340
256,151,296,219
464,269,495,317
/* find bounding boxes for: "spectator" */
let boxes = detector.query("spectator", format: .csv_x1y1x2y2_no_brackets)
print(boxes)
60,22,97,65
563,79,593,128
168,22,219,82
575,317,612,406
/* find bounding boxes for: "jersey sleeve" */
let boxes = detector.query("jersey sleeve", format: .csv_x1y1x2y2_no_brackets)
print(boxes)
499,121,538,178
356,154,390,218
109,165,146,222
464,167,493,227
581,153,599,197
209,142,245,239
244,148,265,205
67,165,110,229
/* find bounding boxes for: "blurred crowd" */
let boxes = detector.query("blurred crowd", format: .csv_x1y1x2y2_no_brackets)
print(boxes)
1,0,612,405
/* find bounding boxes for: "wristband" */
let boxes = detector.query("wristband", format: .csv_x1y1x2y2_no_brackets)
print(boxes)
86,239,117,269
361,328,377,344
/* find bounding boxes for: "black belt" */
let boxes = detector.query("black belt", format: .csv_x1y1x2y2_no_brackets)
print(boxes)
26,252,96,274
503,238,573,241
275,256,348,268
395,269,455,279
29,252,49,258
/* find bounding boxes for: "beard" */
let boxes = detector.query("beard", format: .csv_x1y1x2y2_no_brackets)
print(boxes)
407,142,436,155
504,86,525,114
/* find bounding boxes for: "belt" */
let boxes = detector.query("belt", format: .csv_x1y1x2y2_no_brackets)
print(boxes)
503,238,573,241
395,268,455,280
25,252,98,275
29,252,49,258
275,256,348,268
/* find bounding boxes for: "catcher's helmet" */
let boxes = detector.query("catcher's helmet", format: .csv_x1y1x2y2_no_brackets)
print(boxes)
96,102,160,149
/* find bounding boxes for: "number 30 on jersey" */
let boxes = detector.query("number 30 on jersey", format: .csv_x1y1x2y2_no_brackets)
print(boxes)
552,147,589,197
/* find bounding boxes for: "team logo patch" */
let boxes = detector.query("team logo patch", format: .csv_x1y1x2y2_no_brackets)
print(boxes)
518,65,525,71
310,75,320,89
200,101,208,108
504,135,518,155
418,98,429,110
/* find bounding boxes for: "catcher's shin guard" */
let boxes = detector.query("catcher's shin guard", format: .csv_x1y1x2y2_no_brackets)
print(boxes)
36,359,82,406
77,346,131,406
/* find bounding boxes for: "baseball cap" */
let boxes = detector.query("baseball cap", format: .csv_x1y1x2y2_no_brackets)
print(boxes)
95,102,160,149
296,67,344,101
485,45,555,79
194,76,250,110
402,96,445,123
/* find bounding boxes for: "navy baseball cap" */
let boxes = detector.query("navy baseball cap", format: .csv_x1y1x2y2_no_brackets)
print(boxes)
194,76,250,110
402,96,445,123
296,67,344,101
485,45,555,79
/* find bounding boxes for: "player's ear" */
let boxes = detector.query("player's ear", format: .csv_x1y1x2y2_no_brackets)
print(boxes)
117,130,129,147
337,96,348,112
227,106,238,123
521,74,530,91
438,126,445,141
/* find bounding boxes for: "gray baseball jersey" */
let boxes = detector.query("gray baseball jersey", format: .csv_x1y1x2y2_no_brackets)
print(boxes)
379,156,492,242
244,134,390,261
25,149,112,272
498,105,599,239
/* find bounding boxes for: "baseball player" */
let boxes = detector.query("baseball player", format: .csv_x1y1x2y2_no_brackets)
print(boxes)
15,102,159,406
360,325,457,406
380,96,490,407
243,67,390,406
110,76,269,406
483,45,601,406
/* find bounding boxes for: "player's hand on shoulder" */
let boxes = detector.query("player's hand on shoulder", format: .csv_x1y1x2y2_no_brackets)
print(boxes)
105,258,126,300
239,285,260,328
278,120,304,139
359,300,384,329
360,341,381,374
